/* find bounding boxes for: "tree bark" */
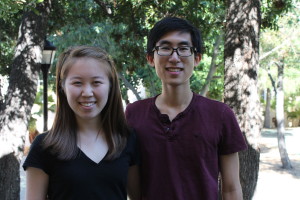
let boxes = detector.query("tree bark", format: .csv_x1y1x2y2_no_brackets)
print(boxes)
275,61,293,169
224,1,261,199
0,1,51,199
0,79,3,110
263,88,272,128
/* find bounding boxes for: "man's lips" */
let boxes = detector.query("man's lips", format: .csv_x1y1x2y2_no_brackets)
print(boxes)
166,67,183,72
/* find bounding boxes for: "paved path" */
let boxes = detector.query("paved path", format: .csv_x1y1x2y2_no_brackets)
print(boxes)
253,127,300,200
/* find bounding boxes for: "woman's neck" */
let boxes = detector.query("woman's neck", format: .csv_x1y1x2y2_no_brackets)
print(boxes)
76,117,102,136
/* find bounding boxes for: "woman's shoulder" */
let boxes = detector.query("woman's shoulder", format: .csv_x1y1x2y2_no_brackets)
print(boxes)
31,132,47,144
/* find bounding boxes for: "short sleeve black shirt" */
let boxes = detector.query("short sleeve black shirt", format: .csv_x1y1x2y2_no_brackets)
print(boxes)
23,132,139,200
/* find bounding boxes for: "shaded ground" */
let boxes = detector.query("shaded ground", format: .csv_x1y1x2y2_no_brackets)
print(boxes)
253,127,300,200
20,128,300,199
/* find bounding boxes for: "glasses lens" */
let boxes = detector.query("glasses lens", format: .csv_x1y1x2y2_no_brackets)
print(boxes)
178,47,192,57
157,47,172,56
156,46,193,57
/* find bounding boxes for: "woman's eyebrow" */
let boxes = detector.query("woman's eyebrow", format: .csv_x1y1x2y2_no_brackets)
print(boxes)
69,75,106,80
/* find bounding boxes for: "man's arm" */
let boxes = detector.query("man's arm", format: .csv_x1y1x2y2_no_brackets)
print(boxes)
220,152,243,200
127,165,141,200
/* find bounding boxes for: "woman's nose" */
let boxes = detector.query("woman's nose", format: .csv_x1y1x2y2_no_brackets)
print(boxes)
81,84,93,96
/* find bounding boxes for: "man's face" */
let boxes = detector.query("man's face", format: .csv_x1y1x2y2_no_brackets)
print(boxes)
147,31,201,87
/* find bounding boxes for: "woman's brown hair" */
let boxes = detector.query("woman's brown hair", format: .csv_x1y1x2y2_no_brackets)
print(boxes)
43,46,129,160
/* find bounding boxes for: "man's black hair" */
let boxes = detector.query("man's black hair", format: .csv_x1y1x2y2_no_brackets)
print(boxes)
146,17,204,55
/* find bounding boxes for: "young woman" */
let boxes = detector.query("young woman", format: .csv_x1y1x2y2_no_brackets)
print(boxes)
23,46,140,200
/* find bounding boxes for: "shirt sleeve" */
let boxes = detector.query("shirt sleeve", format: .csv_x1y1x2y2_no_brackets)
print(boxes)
127,130,140,166
219,105,248,155
22,133,50,174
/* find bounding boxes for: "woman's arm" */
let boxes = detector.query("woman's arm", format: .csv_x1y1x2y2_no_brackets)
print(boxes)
26,167,49,200
220,152,243,200
127,165,141,200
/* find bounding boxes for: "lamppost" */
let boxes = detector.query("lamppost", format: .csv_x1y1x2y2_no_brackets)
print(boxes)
41,39,56,132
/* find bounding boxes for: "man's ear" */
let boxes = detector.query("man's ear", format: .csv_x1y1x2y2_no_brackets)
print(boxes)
146,54,155,67
194,53,202,66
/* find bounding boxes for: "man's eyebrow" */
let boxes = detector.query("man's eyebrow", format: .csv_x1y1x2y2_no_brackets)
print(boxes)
157,40,171,46
157,40,191,46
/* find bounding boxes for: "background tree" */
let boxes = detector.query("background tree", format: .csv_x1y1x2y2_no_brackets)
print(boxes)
0,1,52,199
259,4,300,169
224,0,296,199
224,0,262,199
263,88,272,128
275,59,293,169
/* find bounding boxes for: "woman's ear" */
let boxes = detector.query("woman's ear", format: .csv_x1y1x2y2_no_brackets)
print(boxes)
146,54,155,67
60,80,65,93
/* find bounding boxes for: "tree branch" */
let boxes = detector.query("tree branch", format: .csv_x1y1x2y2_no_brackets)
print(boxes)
200,32,223,96
265,61,277,95
93,0,113,16
118,72,141,101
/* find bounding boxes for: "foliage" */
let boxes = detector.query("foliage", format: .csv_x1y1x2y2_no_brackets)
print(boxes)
1,0,299,108
261,0,298,29
0,11,22,76
0,0,38,21
259,4,300,119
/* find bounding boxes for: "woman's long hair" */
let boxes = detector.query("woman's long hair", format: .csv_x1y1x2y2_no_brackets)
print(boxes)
43,46,129,160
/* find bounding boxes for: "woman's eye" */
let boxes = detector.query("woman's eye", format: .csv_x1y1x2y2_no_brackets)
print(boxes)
73,82,82,85
94,81,102,85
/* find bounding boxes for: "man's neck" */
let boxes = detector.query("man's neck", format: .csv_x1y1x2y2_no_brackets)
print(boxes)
156,86,193,121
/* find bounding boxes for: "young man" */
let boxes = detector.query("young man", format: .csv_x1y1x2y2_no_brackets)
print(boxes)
125,17,247,200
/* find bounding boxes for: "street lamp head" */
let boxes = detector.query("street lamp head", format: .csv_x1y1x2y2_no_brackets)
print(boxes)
42,39,56,65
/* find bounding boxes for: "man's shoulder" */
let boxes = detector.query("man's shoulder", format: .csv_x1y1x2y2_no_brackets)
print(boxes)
193,93,228,109
126,97,154,110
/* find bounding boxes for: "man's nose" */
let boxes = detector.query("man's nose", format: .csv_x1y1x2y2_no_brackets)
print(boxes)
169,49,180,62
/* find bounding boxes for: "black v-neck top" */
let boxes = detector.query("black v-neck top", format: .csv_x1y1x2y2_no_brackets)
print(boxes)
23,132,139,200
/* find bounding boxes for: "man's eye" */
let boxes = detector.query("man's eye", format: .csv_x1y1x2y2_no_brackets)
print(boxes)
159,46,171,51
179,47,189,51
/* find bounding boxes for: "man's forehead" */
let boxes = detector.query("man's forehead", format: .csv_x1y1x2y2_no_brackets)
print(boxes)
156,31,192,45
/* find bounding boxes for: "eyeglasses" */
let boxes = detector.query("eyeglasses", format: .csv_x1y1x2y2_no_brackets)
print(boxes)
152,46,196,57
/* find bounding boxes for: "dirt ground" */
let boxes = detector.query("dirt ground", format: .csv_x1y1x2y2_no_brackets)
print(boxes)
252,127,300,200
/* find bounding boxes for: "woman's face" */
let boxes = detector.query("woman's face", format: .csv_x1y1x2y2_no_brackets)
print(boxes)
63,57,110,124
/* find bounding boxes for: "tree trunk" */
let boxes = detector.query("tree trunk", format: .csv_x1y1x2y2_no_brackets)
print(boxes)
275,61,293,169
263,88,271,128
0,1,51,199
224,1,261,199
0,79,3,110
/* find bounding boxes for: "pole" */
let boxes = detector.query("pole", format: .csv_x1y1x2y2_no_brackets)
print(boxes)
41,64,50,132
